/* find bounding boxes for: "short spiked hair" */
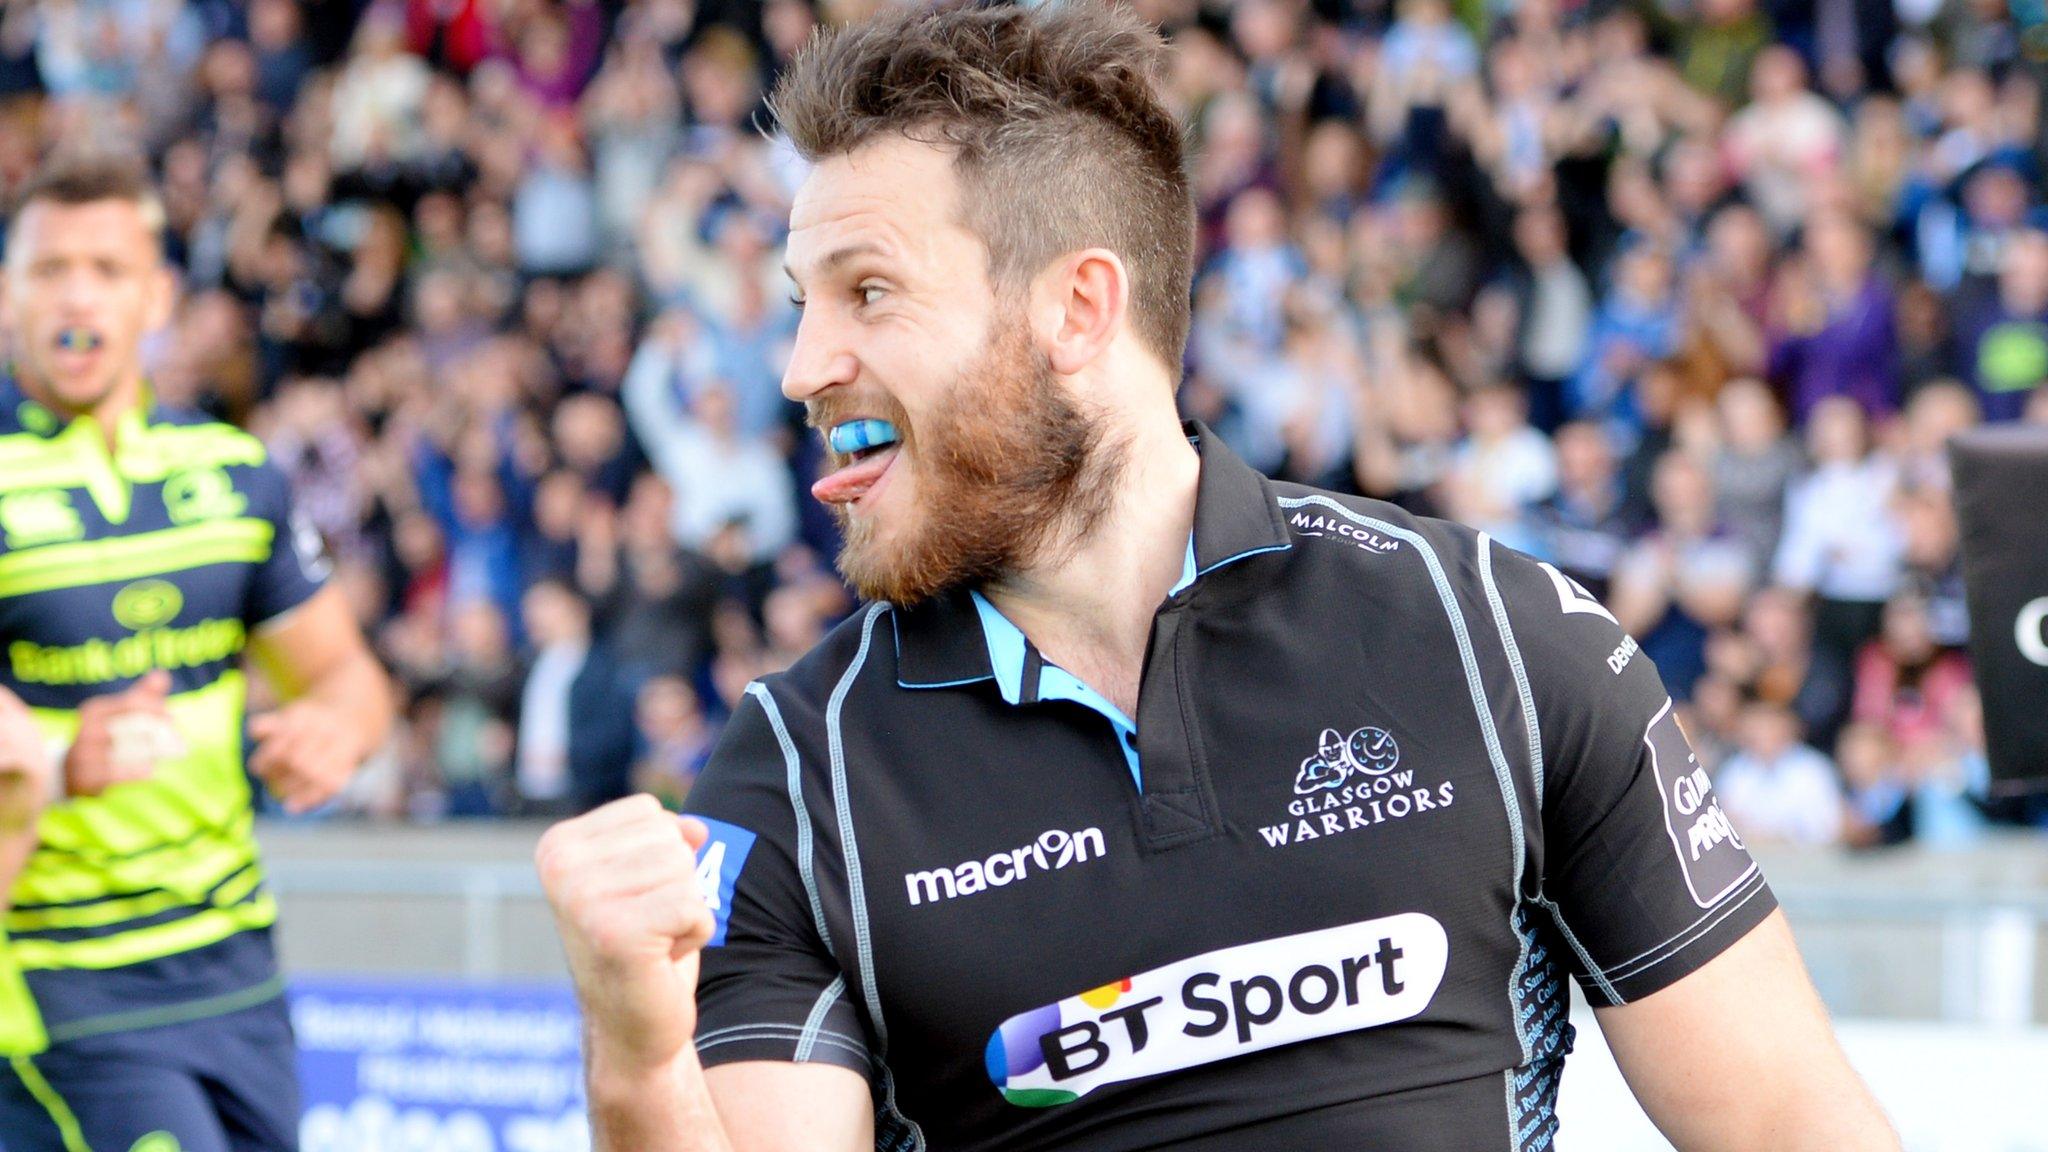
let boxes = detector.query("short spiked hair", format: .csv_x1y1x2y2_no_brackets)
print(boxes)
769,2,1196,370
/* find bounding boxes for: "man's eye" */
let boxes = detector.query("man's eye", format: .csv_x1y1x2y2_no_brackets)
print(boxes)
788,295,806,312
858,285,886,307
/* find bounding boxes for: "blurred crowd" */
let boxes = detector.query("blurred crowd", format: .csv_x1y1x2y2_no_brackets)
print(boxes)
4,0,2046,847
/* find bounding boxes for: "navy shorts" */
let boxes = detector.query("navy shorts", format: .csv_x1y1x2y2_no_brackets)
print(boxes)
0,994,298,1152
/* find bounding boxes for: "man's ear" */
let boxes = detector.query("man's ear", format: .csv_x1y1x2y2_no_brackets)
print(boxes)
1036,248,1129,377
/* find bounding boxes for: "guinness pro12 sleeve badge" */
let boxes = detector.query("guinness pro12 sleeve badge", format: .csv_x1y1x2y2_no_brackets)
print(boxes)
1644,699,1756,909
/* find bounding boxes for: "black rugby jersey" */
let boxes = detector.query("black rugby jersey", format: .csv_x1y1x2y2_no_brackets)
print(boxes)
684,424,1773,1151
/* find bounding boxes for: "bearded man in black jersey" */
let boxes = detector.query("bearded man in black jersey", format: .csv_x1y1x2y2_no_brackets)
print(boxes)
536,5,1897,1150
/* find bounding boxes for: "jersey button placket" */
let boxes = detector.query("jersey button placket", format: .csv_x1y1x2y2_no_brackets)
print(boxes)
1131,605,1220,847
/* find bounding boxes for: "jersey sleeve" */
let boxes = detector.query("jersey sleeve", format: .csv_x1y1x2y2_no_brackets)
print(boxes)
240,459,328,628
682,689,872,1077
1489,542,1777,1006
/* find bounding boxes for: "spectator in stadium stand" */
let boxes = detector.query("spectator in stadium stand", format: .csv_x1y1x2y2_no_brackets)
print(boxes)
521,468,589,586
1950,224,2048,421
1695,204,1776,365
1771,396,1906,668
628,672,719,811
1665,0,1771,108
513,114,603,278
1524,417,1633,594
623,333,796,566
1898,379,1983,492
328,7,432,174
1766,210,1900,423
513,577,633,815
1889,442,1974,652
1838,721,1913,848
1496,204,1593,434
423,598,523,816
1341,345,1461,518
503,0,604,110
1570,240,1682,437
1852,593,1975,755
1893,279,1956,395
415,429,529,631
405,0,495,75
1715,699,1848,847
1737,585,1857,759
584,23,683,261
535,6,1895,1150
1442,380,1556,547
1723,46,1847,237
1609,449,1754,702
1917,153,2035,295
578,472,721,684
549,388,636,504
1708,377,1801,575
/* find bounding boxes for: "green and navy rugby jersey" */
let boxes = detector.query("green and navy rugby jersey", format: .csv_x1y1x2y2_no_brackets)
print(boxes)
0,375,325,1056
683,424,1774,1151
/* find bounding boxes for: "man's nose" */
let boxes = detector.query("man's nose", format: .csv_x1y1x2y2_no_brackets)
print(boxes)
50,267,101,312
782,310,858,402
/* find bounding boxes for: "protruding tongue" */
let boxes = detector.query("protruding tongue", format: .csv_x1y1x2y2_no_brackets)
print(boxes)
812,445,897,505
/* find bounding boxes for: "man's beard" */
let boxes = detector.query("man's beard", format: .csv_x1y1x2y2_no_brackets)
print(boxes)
829,318,1125,607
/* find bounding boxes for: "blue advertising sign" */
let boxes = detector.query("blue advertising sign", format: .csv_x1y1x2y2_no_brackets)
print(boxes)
292,977,587,1152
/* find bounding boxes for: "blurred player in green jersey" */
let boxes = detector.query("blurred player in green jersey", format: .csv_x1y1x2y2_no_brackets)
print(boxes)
0,153,393,1152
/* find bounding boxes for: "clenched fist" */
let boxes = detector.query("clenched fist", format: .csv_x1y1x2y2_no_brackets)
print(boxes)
536,795,718,1074
66,670,183,799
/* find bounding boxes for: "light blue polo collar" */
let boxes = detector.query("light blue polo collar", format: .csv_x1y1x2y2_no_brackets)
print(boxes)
964,535,1196,791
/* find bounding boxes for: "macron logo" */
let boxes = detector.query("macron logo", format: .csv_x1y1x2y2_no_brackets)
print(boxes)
905,828,1106,907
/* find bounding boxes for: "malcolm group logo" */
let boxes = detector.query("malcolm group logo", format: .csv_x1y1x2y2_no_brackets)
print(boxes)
1287,510,1400,555
1259,725,1455,849
983,913,1449,1107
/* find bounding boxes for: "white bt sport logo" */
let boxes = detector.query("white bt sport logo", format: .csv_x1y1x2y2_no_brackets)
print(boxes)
904,827,1105,907
1259,724,1455,849
984,913,1449,1106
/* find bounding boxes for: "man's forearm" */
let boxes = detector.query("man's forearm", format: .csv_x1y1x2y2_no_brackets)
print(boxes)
299,652,394,761
587,1043,734,1152
1728,1071,1897,1152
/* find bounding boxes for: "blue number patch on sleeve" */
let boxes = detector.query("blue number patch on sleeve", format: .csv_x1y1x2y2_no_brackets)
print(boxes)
691,816,758,947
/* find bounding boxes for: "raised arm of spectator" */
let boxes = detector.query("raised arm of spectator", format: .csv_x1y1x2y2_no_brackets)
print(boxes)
623,325,710,471
410,430,460,530
495,410,545,529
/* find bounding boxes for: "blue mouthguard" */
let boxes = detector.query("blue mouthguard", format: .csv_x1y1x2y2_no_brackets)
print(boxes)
57,328,101,352
828,419,900,455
